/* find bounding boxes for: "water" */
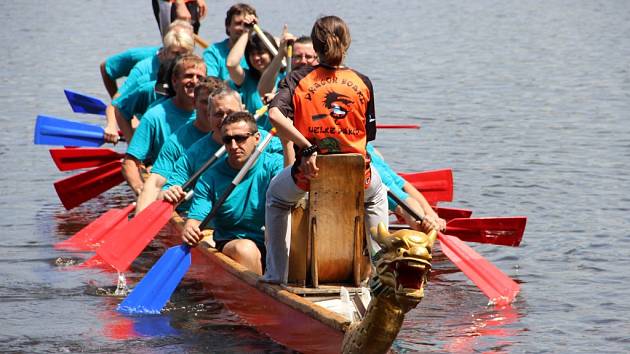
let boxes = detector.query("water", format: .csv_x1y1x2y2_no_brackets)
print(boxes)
1,0,629,352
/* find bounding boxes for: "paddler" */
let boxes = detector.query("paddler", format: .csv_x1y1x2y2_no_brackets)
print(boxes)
134,78,226,214
121,54,206,196
202,3,257,80
180,112,284,275
104,21,195,143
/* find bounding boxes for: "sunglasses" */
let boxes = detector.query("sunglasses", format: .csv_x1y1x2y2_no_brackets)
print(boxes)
222,132,256,144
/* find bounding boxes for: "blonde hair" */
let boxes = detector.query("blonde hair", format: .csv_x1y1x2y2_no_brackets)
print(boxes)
163,27,195,54
167,19,194,34
172,54,205,78
310,16,351,67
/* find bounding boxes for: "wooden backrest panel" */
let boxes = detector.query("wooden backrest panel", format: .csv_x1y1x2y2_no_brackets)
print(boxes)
309,154,364,284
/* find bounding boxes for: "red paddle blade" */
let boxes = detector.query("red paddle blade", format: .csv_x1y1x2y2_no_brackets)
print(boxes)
434,206,473,221
50,148,124,171
75,254,117,272
96,200,175,272
55,204,135,251
438,232,520,305
445,217,527,247
53,160,124,210
399,169,453,205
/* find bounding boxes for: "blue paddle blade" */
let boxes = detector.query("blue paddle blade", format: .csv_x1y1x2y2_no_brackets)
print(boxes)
117,245,191,315
64,89,107,115
34,115,105,147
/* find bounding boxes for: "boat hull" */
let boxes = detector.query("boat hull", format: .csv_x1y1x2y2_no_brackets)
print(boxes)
169,215,349,354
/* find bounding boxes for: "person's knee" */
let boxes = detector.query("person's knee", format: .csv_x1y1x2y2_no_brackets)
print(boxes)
224,240,261,260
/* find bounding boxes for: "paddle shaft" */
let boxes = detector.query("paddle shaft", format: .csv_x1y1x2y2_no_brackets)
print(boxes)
388,189,424,222
252,24,278,56
199,129,277,230
286,42,293,74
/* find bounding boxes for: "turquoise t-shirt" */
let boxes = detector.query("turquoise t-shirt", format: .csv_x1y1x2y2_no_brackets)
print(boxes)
118,54,160,97
126,98,195,163
367,143,409,211
112,80,165,121
164,130,282,190
105,46,160,80
203,38,248,81
187,152,284,245
151,121,207,178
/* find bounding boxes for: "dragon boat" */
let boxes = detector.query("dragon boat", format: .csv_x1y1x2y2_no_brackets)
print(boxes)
162,154,438,354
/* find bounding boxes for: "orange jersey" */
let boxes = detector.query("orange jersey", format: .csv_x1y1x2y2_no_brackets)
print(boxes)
271,64,376,190
272,64,376,156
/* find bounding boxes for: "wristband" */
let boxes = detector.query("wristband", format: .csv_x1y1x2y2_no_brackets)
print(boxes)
301,145,319,157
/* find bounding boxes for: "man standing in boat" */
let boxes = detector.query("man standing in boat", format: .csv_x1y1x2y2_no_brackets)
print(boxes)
180,112,284,275
122,54,206,196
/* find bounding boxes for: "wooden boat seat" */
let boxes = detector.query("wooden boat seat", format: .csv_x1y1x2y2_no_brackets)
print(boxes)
288,154,365,288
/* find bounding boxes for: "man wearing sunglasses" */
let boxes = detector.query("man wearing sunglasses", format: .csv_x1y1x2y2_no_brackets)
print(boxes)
180,112,284,275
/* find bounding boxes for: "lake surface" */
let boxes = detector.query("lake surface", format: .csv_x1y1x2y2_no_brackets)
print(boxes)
1,0,629,352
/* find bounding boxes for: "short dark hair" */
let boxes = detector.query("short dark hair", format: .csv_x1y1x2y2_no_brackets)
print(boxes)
225,3,257,35
220,111,258,133
295,36,312,45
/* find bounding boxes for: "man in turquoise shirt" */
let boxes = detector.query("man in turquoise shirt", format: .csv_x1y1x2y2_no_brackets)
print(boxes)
100,46,160,98
104,21,195,143
135,80,237,213
202,3,255,80
180,111,284,275
122,54,206,195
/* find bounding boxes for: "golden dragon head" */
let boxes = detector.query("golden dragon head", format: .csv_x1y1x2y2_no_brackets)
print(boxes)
370,223,437,310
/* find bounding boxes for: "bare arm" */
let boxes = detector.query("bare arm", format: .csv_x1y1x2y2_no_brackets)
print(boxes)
100,62,118,98
121,155,145,196
103,104,120,144
112,105,134,142
226,31,249,86
135,173,167,213
402,181,446,230
268,106,318,178
258,25,294,96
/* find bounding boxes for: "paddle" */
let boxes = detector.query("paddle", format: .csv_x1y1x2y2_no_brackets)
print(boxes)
92,129,279,272
400,169,454,204
55,203,135,251
390,217,525,247
34,115,120,147
64,89,107,115
54,160,124,210
434,206,473,221
377,124,420,129
118,130,278,314
286,40,293,74
387,190,521,305
50,148,124,171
